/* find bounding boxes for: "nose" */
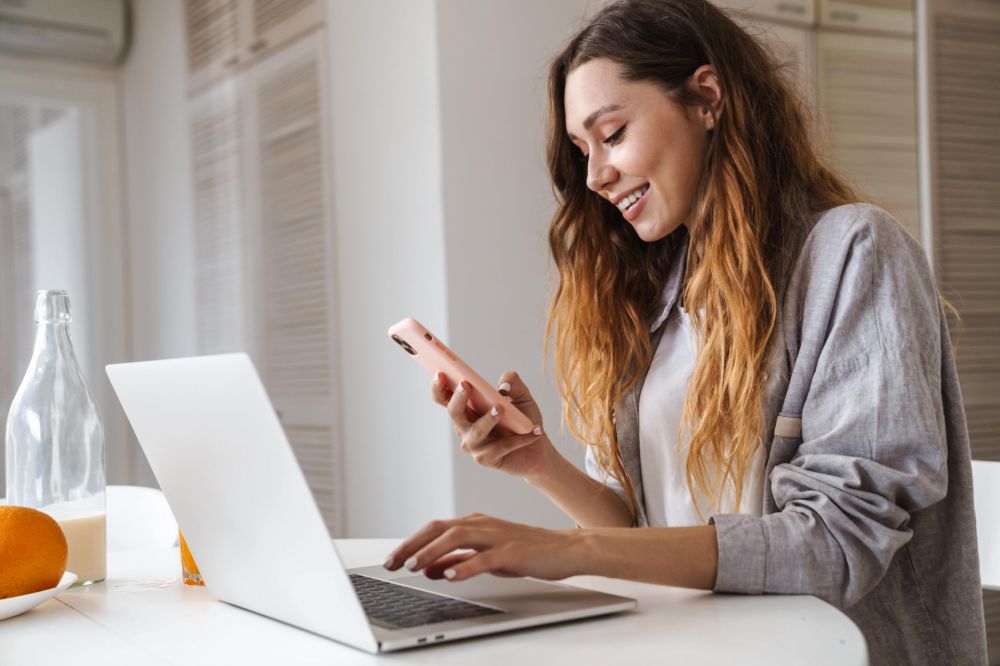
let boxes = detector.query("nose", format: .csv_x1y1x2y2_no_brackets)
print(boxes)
585,153,618,194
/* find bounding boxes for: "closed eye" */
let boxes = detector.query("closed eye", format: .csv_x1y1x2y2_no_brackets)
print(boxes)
603,125,626,147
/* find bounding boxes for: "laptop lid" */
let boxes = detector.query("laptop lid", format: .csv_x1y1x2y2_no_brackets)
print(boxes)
106,353,377,653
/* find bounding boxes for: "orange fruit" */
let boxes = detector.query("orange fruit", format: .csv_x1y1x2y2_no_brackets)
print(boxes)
0,505,69,599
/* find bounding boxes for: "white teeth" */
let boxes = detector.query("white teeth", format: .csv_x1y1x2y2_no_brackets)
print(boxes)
617,185,649,211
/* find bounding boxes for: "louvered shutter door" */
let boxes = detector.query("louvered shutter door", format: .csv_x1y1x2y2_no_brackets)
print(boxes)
758,22,815,109
934,3,1000,461
712,2,816,109
189,78,253,355
816,31,921,239
713,0,815,26
932,1,1000,661
820,0,914,34
250,0,323,57
184,0,242,92
250,34,342,536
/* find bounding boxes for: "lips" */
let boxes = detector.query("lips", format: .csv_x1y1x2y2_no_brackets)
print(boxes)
615,184,649,212
618,185,649,223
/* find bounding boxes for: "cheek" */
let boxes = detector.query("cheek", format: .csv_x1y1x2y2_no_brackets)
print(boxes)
655,135,705,200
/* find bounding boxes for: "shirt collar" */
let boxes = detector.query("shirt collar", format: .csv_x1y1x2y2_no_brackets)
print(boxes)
647,228,689,333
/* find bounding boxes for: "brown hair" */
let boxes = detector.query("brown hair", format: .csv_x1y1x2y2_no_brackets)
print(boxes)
545,0,856,519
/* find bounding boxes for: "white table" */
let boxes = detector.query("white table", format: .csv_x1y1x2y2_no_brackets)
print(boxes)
0,539,867,665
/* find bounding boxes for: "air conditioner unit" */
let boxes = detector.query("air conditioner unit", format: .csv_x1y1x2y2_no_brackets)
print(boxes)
0,0,129,65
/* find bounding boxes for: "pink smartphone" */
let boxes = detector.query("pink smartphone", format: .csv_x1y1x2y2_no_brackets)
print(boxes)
387,317,534,435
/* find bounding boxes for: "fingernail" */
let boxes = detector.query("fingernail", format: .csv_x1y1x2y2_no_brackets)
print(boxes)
444,568,457,579
498,382,511,393
433,373,442,384
533,426,542,436
405,557,418,571
490,405,500,417
457,382,465,394
383,556,393,568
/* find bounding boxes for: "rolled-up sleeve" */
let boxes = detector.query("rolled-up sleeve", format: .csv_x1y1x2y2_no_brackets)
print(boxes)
711,207,949,609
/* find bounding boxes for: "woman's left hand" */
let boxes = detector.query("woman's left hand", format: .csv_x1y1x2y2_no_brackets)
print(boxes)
383,513,584,582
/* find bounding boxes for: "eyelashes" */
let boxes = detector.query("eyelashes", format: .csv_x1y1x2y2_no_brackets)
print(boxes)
602,125,626,147
576,124,628,164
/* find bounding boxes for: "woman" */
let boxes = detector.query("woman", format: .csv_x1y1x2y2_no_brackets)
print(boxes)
383,0,987,662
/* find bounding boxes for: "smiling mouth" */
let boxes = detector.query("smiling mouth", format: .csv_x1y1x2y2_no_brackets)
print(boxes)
616,185,649,212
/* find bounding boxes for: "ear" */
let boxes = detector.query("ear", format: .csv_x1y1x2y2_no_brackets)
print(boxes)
689,64,723,131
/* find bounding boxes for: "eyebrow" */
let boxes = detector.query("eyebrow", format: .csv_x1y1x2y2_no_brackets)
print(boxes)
568,104,623,140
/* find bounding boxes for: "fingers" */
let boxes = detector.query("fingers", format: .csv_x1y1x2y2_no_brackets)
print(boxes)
383,518,451,571
438,549,507,582
461,403,504,452
384,514,492,573
423,550,476,579
468,430,543,468
406,524,486,573
446,380,475,430
430,372,451,407
496,371,532,405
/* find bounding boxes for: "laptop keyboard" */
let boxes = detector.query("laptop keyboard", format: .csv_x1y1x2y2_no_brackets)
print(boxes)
349,573,504,629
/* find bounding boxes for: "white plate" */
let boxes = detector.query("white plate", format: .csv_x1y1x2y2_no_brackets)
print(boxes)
0,571,78,621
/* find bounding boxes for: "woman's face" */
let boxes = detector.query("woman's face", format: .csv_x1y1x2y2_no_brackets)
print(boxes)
564,58,716,242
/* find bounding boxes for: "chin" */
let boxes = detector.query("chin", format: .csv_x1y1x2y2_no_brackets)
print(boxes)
632,216,682,243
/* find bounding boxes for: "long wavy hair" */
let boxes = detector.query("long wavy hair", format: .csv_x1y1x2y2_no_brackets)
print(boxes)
545,0,857,519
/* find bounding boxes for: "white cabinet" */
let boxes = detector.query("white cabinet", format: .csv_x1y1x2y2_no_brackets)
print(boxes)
931,0,1000,460
185,31,343,535
189,77,253,356
713,1,817,107
819,0,914,35
249,35,342,536
715,0,816,26
183,0,323,93
816,31,920,238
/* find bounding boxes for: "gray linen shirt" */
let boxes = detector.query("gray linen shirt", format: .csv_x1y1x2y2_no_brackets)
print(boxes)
606,203,987,665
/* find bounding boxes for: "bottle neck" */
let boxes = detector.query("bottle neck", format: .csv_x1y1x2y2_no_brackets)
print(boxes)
30,291,79,366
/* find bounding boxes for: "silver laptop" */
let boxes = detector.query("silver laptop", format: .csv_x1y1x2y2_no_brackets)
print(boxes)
105,353,636,653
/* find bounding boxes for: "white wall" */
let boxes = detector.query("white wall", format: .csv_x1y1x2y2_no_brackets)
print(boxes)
326,0,454,537
436,0,599,528
119,0,197,486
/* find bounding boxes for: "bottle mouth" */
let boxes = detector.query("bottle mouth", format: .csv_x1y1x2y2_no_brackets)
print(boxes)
34,290,72,323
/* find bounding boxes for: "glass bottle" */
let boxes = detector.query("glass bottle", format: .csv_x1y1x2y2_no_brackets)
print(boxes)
5,290,106,586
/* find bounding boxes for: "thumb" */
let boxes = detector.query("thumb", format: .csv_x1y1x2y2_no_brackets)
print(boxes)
496,371,534,404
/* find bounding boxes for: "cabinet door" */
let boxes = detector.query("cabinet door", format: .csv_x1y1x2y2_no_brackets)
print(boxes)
247,0,324,58
712,3,816,108
189,77,254,356
933,1,1000,460
819,0,914,35
183,0,242,93
762,21,816,110
713,0,815,26
816,31,920,238
247,32,342,536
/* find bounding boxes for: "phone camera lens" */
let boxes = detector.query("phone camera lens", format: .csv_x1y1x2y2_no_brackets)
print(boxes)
391,334,417,356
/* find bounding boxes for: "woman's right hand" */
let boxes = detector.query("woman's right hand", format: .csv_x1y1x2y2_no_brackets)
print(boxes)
431,371,556,480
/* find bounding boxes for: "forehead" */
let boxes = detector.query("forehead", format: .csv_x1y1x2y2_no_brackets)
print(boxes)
564,59,652,136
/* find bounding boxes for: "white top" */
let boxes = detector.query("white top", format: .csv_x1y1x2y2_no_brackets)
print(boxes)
637,303,765,527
